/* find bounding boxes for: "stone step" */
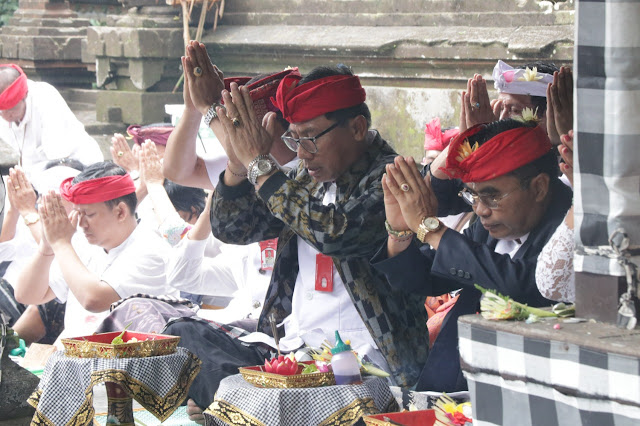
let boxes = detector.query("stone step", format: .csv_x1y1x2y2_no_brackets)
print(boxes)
60,88,99,105
221,10,573,27
224,0,572,14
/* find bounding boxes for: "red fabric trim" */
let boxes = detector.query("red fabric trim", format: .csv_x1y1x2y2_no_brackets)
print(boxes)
272,74,366,123
60,174,136,204
222,68,301,119
0,64,28,110
440,124,551,183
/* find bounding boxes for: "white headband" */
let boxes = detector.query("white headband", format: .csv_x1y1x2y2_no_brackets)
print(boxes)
492,60,553,98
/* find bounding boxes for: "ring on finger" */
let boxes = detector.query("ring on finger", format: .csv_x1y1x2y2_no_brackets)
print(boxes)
193,67,203,77
117,151,124,157
14,186,20,190
472,102,480,109
232,117,241,127
400,183,410,192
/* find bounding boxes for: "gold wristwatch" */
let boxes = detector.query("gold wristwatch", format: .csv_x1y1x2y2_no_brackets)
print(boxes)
416,216,441,243
23,212,40,226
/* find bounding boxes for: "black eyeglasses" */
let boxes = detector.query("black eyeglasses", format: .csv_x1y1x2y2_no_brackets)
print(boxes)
458,187,521,209
281,121,341,154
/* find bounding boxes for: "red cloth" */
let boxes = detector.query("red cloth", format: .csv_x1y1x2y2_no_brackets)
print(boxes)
60,174,136,204
223,68,301,120
440,124,551,183
0,64,28,110
424,117,459,151
127,124,174,146
272,74,366,123
425,294,459,348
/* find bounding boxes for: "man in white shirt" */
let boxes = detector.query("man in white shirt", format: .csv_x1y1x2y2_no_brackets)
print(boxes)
14,162,176,344
0,64,103,177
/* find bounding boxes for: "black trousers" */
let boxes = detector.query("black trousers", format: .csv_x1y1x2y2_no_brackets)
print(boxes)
163,318,269,409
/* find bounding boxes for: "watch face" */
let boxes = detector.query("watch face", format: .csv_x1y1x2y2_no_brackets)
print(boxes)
257,159,272,173
423,216,440,231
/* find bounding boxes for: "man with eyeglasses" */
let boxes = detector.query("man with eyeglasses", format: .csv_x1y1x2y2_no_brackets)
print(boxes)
163,42,428,414
372,118,572,394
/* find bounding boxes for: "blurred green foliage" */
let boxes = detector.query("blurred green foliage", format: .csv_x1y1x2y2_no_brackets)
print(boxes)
0,0,19,27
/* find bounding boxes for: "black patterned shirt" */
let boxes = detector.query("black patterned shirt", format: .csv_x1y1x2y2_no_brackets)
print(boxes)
210,130,428,388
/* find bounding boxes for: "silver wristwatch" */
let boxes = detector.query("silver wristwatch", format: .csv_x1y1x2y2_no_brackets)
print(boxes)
204,102,225,127
247,155,278,185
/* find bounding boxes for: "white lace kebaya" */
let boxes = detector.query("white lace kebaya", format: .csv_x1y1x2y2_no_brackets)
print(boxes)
535,216,575,302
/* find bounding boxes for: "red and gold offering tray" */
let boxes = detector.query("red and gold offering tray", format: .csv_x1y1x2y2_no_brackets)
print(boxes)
239,361,336,388
61,331,180,359
363,410,437,426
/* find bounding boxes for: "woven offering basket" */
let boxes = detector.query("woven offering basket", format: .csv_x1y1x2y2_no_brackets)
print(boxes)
362,410,437,426
239,361,336,388
61,331,180,359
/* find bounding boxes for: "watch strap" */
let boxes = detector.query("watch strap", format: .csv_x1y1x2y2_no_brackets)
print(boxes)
247,154,277,185
417,217,441,243
204,102,225,127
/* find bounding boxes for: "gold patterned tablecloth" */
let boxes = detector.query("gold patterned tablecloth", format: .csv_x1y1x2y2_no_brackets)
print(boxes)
205,375,399,426
28,347,201,426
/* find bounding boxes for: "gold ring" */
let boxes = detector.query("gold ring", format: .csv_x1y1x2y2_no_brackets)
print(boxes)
14,186,20,190
193,67,203,77
232,117,241,127
400,183,410,192
117,151,124,157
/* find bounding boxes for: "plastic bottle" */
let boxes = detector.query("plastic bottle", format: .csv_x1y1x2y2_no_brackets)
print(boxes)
330,331,363,385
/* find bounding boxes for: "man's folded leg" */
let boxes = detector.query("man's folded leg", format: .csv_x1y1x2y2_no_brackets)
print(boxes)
163,318,267,408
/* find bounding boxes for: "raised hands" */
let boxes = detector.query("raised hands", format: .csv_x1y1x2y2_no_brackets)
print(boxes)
559,130,574,187
217,82,273,167
460,74,497,132
382,156,439,235
38,191,77,249
183,40,225,115
139,140,165,186
546,66,573,146
111,133,139,173
6,166,37,216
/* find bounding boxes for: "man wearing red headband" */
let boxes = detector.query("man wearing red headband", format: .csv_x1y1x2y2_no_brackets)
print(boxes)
372,119,572,394
0,64,103,177
162,42,427,412
13,162,177,345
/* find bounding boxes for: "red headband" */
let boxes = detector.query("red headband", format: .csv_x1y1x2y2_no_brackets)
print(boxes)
440,124,551,183
0,64,28,110
223,68,301,120
60,174,136,204
272,73,366,123
424,117,459,151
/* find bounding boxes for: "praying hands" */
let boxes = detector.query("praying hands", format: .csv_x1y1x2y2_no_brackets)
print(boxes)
382,156,441,254
39,191,77,250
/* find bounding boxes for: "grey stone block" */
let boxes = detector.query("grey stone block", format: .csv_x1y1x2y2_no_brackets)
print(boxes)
96,90,183,124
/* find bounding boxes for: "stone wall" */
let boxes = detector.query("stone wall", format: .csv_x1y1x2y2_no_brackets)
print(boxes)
0,0,574,161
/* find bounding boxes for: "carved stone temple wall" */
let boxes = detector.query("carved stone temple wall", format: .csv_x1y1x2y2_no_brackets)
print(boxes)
1,0,574,164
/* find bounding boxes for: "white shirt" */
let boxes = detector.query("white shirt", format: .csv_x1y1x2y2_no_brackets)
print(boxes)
49,223,177,345
0,80,103,178
240,182,387,373
495,233,530,259
169,238,272,324
0,217,37,285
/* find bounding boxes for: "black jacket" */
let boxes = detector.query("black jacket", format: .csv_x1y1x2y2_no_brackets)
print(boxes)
372,178,572,391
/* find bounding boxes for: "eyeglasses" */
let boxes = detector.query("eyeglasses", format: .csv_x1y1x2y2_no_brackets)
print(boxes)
281,121,341,154
457,187,521,209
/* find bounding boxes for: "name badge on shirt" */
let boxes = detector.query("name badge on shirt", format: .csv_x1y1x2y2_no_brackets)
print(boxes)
315,253,334,292
259,238,278,272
